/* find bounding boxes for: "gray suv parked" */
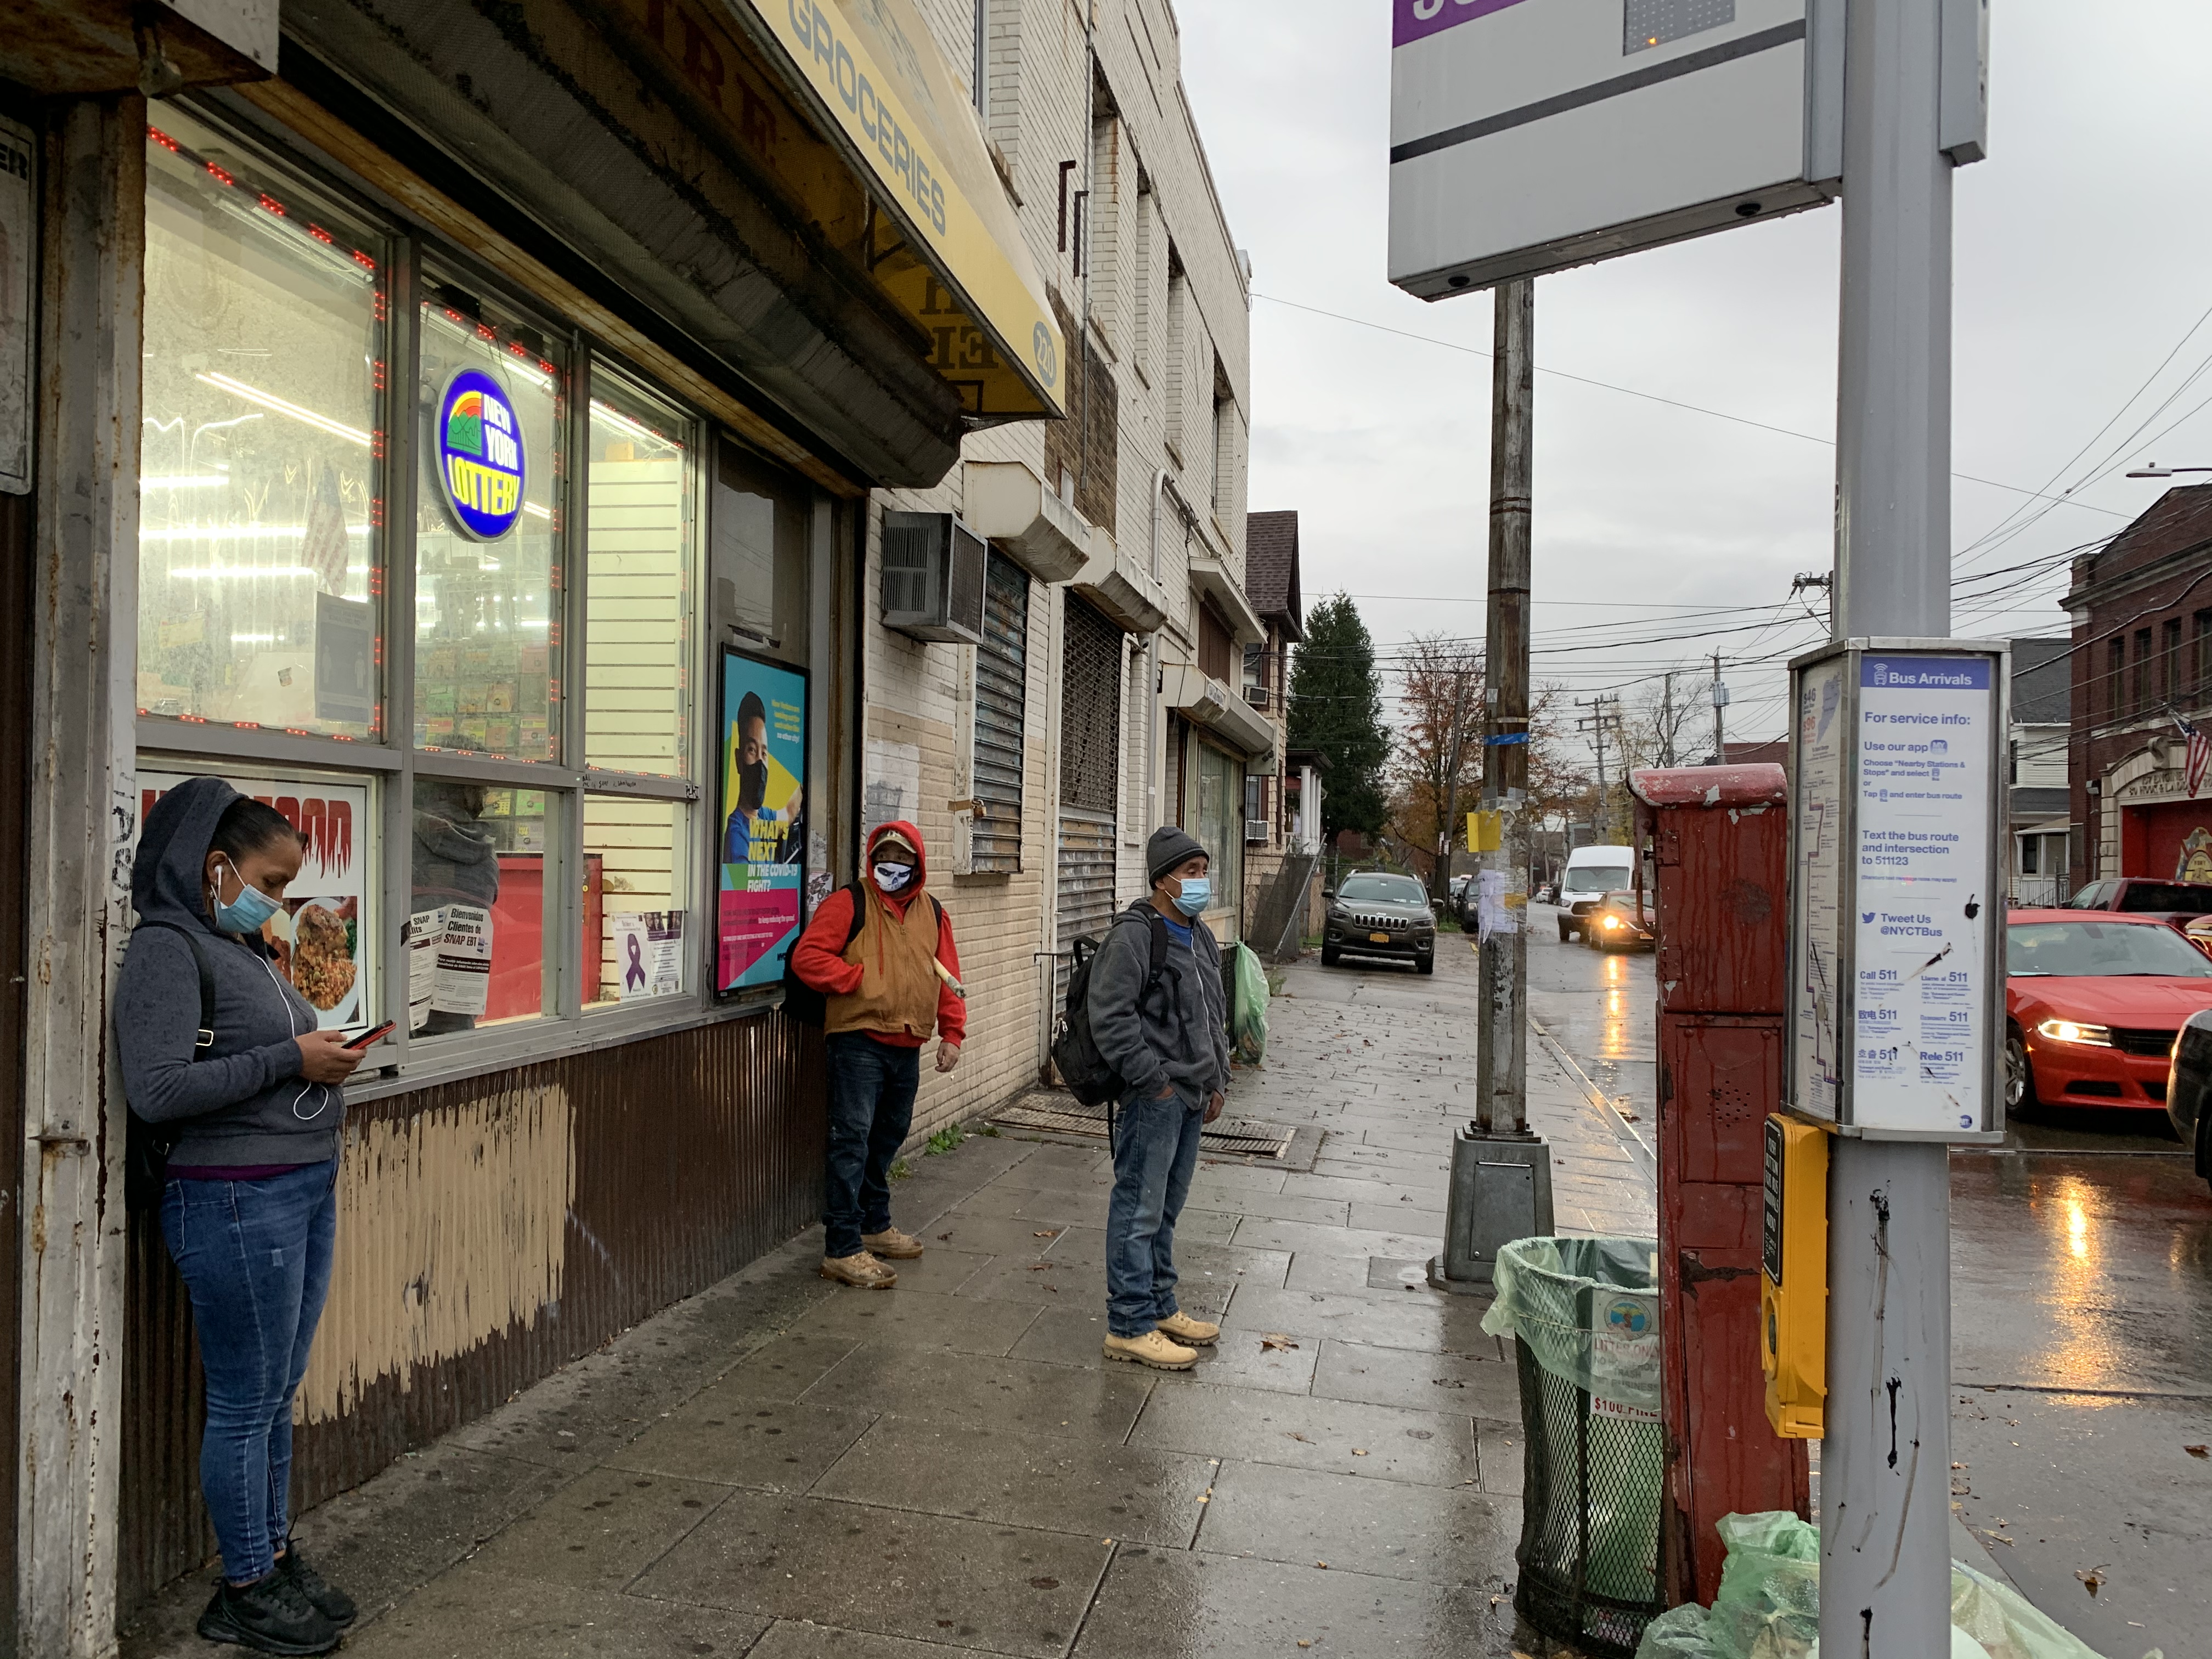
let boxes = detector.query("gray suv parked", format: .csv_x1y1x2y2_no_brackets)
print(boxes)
1322,870,1437,975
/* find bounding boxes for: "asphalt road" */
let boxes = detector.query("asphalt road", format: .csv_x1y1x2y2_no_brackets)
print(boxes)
1525,902,2211,1657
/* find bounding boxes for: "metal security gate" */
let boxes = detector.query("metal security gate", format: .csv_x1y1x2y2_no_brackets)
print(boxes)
1057,594,1125,1002
972,551,1029,873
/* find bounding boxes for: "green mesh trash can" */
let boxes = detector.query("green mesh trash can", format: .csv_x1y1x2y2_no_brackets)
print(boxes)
1482,1235,1667,1659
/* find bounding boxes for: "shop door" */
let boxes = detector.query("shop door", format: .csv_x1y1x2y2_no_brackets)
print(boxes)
1056,595,1124,1003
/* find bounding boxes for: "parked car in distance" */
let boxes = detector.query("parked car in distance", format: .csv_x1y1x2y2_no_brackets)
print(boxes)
1536,880,1559,906
1557,845,1634,942
1582,891,1655,953
2063,877,2212,935
1322,870,1437,975
2006,910,2212,1118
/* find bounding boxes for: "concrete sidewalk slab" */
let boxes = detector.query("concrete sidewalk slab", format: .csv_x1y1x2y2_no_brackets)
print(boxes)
120,941,1662,1659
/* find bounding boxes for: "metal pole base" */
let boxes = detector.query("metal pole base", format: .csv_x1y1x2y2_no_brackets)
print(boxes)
1435,1126,1554,1286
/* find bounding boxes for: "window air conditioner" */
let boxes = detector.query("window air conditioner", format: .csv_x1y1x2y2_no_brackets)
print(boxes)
881,511,988,645
1241,684,1269,710
1245,818,1269,843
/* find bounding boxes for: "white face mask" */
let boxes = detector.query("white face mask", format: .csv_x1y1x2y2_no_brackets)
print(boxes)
873,861,916,893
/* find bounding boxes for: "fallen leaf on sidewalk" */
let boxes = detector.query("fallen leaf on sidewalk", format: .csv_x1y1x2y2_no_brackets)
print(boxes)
936,1233,952,1241
1351,1448,1369,1457
1034,1229,1060,1238
2076,1565,2107,1596
1029,1263,1052,1271
1286,1431,1315,1443
1261,1334,1300,1352
2187,1444,2209,1459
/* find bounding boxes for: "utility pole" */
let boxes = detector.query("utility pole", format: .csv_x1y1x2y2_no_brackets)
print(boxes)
1440,276,1549,1292
1820,0,1957,1649
1476,278,1535,1141
1660,672,1676,768
1576,696,1613,841
1434,669,1471,906
1709,653,1728,765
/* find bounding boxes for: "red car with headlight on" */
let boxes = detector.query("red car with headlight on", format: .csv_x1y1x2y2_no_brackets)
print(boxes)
2006,910,2212,1115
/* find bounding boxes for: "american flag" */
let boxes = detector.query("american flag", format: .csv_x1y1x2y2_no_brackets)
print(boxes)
2185,718,2211,799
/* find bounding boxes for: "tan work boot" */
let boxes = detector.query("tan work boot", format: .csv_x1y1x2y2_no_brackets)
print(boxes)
862,1227,925,1260
1154,1311,1220,1347
1103,1329,1198,1371
821,1251,898,1289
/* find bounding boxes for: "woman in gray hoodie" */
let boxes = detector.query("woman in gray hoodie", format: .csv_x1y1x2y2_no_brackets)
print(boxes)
116,776,365,1656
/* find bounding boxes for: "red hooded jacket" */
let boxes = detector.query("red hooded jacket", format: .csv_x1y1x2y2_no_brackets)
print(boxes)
789,821,966,1047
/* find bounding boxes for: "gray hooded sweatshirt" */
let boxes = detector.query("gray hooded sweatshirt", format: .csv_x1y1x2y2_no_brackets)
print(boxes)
115,775,342,1167
1085,899,1231,1107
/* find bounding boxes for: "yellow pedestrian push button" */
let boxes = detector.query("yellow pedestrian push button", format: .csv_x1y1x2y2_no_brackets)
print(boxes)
1760,1114,1829,1440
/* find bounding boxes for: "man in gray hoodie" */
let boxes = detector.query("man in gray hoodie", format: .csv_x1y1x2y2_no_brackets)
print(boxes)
1086,826,1232,1370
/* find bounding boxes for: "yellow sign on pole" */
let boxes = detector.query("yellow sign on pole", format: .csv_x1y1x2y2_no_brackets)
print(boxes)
1465,810,1501,853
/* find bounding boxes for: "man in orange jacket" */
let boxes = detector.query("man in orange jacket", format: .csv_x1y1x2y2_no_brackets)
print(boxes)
791,821,964,1288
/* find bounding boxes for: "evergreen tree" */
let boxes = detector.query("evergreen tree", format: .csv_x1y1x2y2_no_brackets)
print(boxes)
1289,593,1391,838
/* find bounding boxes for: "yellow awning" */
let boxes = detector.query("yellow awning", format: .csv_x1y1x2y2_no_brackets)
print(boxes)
733,0,1065,421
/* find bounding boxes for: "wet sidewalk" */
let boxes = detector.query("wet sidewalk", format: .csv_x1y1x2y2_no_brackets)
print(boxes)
125,940,1657,1659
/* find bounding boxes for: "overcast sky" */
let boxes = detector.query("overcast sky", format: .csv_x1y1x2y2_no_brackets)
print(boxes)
1177,0,2212,764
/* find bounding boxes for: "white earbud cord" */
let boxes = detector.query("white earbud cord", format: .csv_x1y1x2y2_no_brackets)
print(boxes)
252,953,331,1122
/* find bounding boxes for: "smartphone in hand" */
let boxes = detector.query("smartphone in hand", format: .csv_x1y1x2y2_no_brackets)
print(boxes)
342,1019,397,1051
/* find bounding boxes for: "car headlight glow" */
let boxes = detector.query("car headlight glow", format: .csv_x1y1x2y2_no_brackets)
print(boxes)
1602,915,1622,929
2036,1018,2112,1047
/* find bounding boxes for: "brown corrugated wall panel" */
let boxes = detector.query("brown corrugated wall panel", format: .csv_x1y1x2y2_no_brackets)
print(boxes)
119,1013,825,1611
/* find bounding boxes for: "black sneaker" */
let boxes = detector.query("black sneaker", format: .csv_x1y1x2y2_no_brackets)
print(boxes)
276,1544,357,1627
195,1571,341,1655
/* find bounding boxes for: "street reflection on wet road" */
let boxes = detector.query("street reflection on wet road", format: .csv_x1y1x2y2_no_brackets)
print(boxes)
1526,906,1654,1109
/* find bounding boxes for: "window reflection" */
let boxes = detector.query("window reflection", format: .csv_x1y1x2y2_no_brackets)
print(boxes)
409,780,549,1032
139,110,384,738
414,283,563,761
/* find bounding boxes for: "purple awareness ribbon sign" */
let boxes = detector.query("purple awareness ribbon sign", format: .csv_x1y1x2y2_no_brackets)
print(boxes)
1394,0,1536,48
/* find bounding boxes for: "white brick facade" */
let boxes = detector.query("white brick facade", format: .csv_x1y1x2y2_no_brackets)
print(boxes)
867,0,1256,1145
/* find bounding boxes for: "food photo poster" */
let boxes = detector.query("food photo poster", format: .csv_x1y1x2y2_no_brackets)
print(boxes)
138,769,373,1031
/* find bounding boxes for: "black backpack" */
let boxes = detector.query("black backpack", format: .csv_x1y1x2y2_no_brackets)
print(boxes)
780,882,946,1028
1051,910,1170,1107
125,921,219,1213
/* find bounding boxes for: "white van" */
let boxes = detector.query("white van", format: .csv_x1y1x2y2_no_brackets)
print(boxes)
1556,844,1635,942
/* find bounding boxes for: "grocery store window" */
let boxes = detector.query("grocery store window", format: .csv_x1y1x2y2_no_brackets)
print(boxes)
415,274,566,762
584,797,691,1007
133,102,841,1087
139,109,387,740
586,373,696,775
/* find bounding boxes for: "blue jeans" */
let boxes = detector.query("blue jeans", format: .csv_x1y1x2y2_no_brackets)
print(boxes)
823,1033,920,1258
1105,1088,1205,1337
160,1159,340,1585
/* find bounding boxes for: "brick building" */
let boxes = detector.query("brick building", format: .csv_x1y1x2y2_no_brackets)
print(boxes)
860,0,1264,1142
2064,486,2212,890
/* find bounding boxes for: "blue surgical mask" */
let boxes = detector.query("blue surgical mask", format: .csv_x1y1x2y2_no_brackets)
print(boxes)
211,859,283,936
873,861,916,894
1172,876,1211,917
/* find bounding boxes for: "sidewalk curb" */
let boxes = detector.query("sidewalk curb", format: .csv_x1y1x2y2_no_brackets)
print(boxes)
1530,1014,1656,1173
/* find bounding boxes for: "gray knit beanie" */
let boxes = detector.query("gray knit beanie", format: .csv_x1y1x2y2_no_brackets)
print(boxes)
1146,825,1208,887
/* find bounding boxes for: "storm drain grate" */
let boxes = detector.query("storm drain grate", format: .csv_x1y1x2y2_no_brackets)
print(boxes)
990,1094,1297,1160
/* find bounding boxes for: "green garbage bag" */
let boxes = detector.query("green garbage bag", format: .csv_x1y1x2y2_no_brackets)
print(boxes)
1229,943,1268,1064
1630,1511,2166,1659
1480,1234,1661,1414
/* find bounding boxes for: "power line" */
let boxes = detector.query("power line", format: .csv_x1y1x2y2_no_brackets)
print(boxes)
1254,291,2134,520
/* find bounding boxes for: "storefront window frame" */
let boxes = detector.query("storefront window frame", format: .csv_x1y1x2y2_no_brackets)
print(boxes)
131,98,809,1105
